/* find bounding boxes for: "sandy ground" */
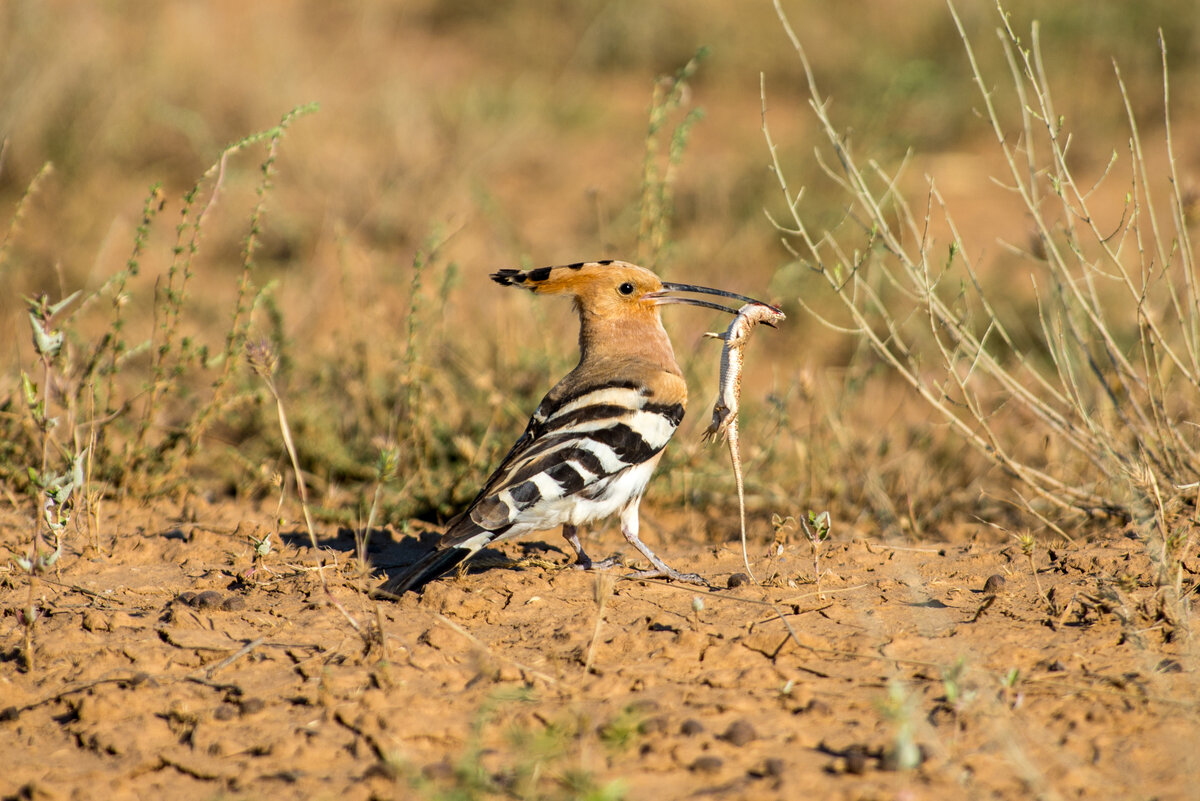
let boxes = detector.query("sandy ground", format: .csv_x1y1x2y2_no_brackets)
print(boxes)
2,502,1196,801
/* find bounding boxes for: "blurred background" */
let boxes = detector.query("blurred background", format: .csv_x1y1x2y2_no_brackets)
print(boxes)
1,1,1197,539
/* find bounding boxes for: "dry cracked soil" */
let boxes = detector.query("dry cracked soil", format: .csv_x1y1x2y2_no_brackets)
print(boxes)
2,501,1197,800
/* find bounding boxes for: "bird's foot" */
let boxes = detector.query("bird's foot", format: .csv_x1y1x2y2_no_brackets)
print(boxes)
625,567,711,587
572,554,622,571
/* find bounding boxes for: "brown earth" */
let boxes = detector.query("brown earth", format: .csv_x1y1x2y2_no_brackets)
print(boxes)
3,3,1199,800
2,502,1195,801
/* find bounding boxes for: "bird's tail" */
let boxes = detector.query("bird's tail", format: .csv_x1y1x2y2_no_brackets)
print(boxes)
377,521,503,596
378,544,474,596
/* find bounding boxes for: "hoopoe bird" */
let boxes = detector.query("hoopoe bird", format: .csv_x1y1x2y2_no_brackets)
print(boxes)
380,260,777,595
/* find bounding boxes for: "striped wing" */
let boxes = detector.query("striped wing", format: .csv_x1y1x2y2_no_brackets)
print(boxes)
442,379,684,546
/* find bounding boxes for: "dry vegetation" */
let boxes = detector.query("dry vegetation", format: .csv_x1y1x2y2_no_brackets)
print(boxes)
2,2,1199,799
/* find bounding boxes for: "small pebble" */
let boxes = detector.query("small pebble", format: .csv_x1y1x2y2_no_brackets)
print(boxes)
690,756,723,774
239,698,266,716
193,590,224,608
422,761,455,781
803,698,831,715
220,596,246,611
750,758,785,779
721,719,757,747
213,704,238,721
680,719,706,736
983,574,1007,594
727,573,751,589
640,716,669,735
630,698,661,714
176,591,197,605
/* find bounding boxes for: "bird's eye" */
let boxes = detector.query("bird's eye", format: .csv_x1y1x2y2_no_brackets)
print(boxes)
618,282,635,296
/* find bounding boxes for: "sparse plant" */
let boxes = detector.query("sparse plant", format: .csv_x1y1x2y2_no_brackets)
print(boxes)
638,46,708,267
940,658,977,734
768,513,795,556
1,104,318,511
247,337,319,553
878,680,922,771
597,706,646,753
801,509,831,593
249,527,272,573
765,0,1199,554
1013,529,1055,615
689,594,705,630
360,443,400,568
179,103,319,477
999,667,1024,709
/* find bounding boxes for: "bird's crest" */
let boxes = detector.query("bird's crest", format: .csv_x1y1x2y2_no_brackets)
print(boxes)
492,260,661,296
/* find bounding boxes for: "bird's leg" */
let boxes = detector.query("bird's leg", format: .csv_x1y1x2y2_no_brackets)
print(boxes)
562,523,620,570
618,499,709,586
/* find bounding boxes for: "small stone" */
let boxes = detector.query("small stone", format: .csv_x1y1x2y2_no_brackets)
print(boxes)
363,762,400,781
727,573,751,589
213,704,238,721
422,761,455,781
802,698,831,715
239,698,266,716
629,698,661,714
983,574,1007,594
750,758,785,779
690,756,723,774
220,595,246,611
176,591,198,605
680,719,706,736
193,590,224,608
720,719,757,747
640,716,669,735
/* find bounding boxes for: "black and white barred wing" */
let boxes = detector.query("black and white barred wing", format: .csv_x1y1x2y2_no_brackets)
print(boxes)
445,379,684,545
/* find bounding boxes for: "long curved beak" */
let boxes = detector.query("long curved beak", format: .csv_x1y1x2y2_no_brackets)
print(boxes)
647,282,781,316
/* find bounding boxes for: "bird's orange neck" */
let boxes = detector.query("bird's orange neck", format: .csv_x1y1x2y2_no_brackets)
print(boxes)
576,306,681,376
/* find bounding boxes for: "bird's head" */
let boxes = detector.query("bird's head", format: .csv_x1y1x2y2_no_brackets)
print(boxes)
491,260,778,322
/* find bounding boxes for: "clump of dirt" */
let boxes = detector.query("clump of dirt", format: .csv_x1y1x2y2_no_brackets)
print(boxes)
2,502,1196,800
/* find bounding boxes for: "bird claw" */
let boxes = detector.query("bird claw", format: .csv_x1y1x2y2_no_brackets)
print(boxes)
625,567,711,587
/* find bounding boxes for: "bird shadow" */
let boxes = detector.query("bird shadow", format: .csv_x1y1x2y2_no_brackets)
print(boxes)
275,525,573,586
265,526,577,585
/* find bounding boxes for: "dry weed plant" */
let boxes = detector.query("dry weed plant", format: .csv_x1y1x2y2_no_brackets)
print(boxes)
1,105,318,666
246,337,318,552
766,0,1198,574
638,47,708,268
1,104,318,502
765,1,1199,771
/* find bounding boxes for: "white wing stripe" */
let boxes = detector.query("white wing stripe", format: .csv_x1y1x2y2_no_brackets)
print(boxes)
550,387,643,420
